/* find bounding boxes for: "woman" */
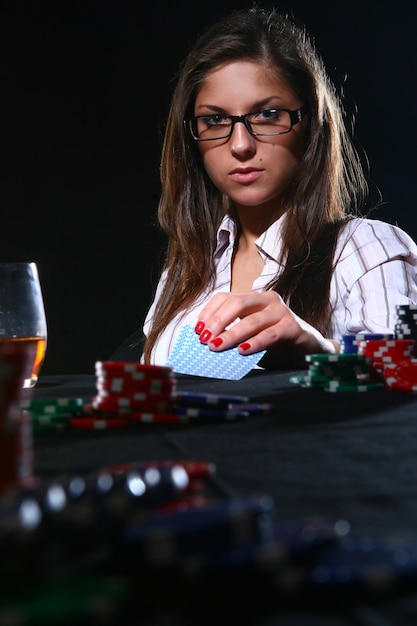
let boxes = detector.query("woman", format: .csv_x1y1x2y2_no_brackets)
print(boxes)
141,6,417,369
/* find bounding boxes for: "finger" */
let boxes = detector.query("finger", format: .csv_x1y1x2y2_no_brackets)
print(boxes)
208,307,282,352
194,293,230,341
196,292,269,343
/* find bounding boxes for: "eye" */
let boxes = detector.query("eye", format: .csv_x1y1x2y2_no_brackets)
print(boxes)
201,113,230,127
254,108,281,122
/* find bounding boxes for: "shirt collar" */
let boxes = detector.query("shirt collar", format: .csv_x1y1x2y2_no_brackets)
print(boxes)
215,213,285,263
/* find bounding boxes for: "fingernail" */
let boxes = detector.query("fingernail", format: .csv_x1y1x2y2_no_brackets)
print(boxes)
200,329,212,342
195,321,205,334
210,337,223,347
239,342,251,351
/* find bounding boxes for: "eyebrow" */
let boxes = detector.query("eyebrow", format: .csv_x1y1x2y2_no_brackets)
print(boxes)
194,97,284,114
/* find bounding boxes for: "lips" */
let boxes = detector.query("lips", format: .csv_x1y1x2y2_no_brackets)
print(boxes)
229,168,263,183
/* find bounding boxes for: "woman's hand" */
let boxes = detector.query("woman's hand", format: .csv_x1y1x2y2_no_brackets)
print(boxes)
194,290,339,368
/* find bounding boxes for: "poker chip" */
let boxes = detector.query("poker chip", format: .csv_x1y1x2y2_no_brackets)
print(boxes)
127,412,191,424
292,353,377,393
0,574,131,624
357,339,416,378
289,374,329,388
285,535,417,596
96,377,176,394
119,493,275,567
69,416,131,429
21,397,89,433
340,333,395,354
101,459,217,480
395,304,417,339
294,308,417,394
180,516,349,577
95,360,174,377
89,360,271,426
92,393,174,411
0,465,191,582
383,359,417,392
175,390,249,407
174,406,251,419
20,397,85,414
324,381,386,393
305,353,369,363
92,361,178,422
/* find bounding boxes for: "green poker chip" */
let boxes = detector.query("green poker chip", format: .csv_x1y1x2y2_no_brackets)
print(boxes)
305,353,368,363
32,421,68,433
0,574,131,624
324,381,386,393
289,374,328,387
20,398,85,415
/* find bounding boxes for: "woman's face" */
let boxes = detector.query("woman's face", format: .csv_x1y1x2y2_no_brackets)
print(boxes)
193,60,306,217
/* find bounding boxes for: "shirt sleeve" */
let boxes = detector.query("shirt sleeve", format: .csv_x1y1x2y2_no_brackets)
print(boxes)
331,219,417,336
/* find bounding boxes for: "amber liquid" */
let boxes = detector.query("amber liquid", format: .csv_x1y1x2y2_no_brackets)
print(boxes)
0,337,47,388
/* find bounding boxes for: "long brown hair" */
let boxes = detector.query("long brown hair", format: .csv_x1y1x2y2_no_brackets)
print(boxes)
142,6,369,363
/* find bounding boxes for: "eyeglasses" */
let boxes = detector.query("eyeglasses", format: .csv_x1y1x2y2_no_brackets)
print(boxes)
185,105,307,141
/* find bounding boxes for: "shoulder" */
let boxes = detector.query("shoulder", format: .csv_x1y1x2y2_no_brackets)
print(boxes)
336,217,417,260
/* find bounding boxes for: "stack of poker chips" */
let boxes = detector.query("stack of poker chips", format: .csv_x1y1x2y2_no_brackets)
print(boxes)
357,338,416,378
21,362,272,432
20,397,85,433
85,360,272,426
339,332,395,355
291,304,417,393
395,303,417,339
374,304,417,391
1,457,417,611
289,352,384,393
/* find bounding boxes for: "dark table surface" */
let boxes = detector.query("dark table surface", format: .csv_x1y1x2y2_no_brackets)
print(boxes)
26,369,417,625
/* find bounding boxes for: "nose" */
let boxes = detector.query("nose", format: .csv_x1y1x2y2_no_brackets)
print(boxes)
229,119,256,156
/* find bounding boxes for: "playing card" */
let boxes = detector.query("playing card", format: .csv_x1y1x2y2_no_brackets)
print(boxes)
165,324,266,380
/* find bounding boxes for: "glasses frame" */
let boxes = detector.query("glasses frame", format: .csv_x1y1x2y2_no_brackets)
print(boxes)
185,105,308,141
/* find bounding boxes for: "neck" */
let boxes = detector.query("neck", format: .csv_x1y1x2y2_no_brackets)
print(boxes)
233,204,284,244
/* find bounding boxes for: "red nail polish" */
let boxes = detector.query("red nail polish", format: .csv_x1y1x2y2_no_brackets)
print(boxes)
239,342,251,351
210,337,223,347
195,321,205,334
200,329,212,342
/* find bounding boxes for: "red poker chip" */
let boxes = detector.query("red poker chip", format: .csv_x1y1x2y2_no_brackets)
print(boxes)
128,411,190,424
383,359,417,392
94,389,176,402
92,393,176,411
69,416,131,429
95,361,174,376
358,340,416,375
358,339,415,355
96,377,176,394
156,494,211,513
92,399,175,415
95,371,176,386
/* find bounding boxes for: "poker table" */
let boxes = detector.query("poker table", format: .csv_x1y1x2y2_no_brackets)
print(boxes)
23,368,417,625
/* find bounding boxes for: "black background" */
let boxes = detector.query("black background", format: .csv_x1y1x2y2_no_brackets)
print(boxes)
1,0,416,375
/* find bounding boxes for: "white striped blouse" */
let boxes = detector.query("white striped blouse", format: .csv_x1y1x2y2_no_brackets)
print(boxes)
143,214,417,366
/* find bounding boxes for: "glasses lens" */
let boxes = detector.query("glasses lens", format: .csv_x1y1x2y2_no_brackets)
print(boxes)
191,114,232,140
247,109,291,135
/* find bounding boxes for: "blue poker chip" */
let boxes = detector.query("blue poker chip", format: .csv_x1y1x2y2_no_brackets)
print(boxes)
273,535,417,597
175,390,249,407
119,494,275,567
340,333,395,354
178,516,350,576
